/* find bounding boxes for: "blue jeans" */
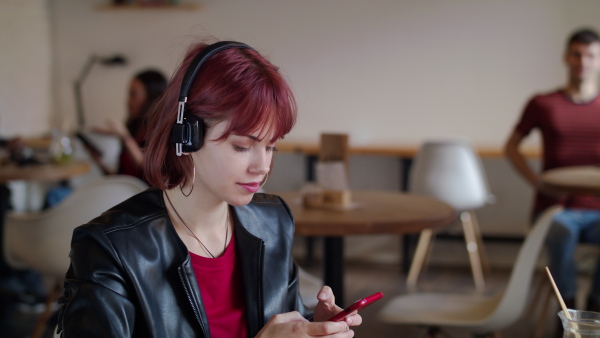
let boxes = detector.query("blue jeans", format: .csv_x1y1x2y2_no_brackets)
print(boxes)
546,209,600,301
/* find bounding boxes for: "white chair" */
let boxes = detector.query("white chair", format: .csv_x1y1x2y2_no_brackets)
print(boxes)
379,206,561,337
407,139,494,292
4,175,148,338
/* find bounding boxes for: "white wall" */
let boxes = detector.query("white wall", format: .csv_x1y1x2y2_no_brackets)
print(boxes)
6,1,600,141
3,0,600,237
0,0,52,137
46,0,593,146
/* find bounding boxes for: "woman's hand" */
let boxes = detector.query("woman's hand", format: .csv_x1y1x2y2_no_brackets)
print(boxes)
91,119,129,140
313,286,363,327
91,118,144,167
256,311,354,337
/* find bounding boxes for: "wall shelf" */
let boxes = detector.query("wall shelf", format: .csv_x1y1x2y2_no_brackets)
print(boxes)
96,3,201,11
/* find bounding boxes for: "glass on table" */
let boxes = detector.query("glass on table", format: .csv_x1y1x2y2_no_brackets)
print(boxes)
49,128,73,165
559,309,600,337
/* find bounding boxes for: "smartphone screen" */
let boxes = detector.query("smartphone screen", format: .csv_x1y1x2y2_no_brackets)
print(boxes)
328,292,383,322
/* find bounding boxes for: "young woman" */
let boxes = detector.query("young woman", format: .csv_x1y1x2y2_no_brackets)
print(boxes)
91,69,167,181
57,41,361,337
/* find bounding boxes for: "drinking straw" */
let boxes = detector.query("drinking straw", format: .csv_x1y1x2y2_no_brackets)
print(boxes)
546,266,572,320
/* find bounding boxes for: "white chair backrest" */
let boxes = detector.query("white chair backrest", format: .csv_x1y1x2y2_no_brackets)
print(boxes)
4,175,148,277
409,139,492,211
478,205,562,329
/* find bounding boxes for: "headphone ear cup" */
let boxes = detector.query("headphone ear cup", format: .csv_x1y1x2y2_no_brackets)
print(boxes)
181,114,205,153
171,114,205,153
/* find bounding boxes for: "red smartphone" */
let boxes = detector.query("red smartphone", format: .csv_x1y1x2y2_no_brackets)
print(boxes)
327,292,384,322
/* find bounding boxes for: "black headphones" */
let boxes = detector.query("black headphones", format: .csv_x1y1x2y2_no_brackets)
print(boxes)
171,41,254,156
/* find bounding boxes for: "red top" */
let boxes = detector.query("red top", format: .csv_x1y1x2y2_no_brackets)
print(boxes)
190,231,248,338
515,90,600,215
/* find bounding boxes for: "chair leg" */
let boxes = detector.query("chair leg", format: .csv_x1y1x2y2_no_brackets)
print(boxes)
467,211,491,276
527,274,548,319
32,279,61,338
407,229,435,292
460,211,486,292
533,279,554,338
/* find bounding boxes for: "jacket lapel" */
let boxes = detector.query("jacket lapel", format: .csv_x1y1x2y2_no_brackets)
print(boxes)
178,255,211,337
233,208,265,337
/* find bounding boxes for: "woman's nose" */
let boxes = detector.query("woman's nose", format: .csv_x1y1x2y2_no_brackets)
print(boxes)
250,151,271,175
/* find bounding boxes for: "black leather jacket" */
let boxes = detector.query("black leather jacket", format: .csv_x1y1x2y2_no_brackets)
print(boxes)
57,188,312,337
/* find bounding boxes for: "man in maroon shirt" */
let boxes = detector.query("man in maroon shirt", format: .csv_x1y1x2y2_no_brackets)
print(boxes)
505,28,600,319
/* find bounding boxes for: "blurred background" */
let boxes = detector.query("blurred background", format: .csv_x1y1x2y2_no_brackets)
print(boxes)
4,1,600,336
4,0,600,265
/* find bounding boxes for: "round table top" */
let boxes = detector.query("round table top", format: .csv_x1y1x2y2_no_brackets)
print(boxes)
540,166,600,195
276,190,455,237
0,160,91,183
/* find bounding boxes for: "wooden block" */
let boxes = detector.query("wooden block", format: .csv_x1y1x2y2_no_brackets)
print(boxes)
322,190,352,207
303,191,324,208
319,134,349,164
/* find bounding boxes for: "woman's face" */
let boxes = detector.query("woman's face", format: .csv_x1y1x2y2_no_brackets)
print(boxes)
127,78,147,118
190,119,275,206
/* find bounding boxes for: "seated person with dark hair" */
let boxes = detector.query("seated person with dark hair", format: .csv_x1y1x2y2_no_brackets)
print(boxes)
90,69,167,182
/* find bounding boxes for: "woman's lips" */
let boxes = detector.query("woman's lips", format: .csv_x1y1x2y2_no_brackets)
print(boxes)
238,182,261,193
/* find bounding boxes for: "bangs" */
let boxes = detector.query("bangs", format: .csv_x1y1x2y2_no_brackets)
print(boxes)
213,71,296,143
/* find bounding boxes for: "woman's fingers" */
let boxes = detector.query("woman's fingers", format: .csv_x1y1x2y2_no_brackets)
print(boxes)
304,321,352,336
317,285,336,310
344,313,362,326
258,311,354,337
313,285,346,322
269,311,309,324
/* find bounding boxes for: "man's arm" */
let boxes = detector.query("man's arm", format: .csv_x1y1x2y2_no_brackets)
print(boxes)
504,129,539,188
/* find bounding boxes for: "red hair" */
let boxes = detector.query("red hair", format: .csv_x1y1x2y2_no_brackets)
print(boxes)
144,41,297,189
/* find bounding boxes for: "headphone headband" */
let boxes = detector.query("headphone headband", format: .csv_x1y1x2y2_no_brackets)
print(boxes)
178,41,252,101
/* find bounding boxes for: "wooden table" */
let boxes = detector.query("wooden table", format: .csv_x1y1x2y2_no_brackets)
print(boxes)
0,160,91,212
0,160,91,184
540,165,600,195
276,190,455,306
278,142,540,275
277,141,541,159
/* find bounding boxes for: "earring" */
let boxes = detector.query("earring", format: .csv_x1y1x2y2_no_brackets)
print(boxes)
180,156,195,197
259,172,269,190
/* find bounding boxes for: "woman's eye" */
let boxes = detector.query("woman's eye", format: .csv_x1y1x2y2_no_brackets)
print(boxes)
233,145,251,152
267,146,278,152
